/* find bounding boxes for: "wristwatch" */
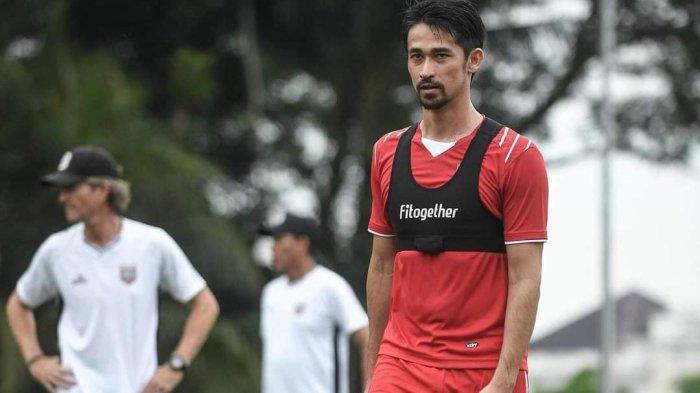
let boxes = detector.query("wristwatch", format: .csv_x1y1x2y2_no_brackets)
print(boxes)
168,354,188,373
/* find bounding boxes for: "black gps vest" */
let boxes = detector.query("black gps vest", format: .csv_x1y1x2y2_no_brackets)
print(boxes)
387,118,506,254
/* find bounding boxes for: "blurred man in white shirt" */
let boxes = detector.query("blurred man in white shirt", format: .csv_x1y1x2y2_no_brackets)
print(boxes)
259,214,369,393
5,146,220,393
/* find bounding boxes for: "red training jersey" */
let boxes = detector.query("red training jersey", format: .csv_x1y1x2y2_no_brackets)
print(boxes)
368,118,548,370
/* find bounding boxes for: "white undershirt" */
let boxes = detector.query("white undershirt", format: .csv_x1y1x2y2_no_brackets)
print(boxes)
421,137,457,157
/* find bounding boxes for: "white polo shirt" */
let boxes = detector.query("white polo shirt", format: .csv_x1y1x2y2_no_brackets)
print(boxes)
16,218,206,393
260,265,368,393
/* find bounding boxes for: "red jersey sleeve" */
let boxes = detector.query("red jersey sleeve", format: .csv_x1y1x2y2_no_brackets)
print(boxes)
367,132,401,236
501,141,549,243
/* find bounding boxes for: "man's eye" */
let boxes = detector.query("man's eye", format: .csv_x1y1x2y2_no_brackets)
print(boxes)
410,54,423,60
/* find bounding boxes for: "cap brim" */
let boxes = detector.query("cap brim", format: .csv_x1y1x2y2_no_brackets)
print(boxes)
258,226,274,236
259,223,288,236
41,172,85,187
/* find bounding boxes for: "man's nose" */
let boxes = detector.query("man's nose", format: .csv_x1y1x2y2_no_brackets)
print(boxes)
419,58,436,80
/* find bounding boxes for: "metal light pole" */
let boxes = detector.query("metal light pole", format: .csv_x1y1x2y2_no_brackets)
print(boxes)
600,0,617,392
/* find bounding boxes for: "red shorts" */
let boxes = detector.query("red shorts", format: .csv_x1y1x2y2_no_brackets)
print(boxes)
368,355,529,393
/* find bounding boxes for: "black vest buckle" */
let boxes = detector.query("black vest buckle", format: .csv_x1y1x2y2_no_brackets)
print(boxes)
414,235,444,253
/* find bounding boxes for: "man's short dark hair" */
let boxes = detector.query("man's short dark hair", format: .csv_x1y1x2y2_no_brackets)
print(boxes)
403,0,485,57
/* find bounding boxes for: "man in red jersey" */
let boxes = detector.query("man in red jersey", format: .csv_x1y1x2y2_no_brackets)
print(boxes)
364,1,548,392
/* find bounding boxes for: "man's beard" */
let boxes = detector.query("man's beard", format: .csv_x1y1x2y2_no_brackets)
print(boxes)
415,81,451,110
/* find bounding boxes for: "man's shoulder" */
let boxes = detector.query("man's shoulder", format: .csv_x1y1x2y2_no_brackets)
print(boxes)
311,265,353,292
313,264,344,279
373,126,412,155
486,124,542,167
29,224,83,266
371,126,413,175
261,276,288,302
262,275,287,292
123,217,162,233
43,222,82,248
122,218,169,242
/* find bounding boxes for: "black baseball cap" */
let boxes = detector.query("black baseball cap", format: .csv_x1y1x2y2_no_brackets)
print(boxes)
258,214,319,241
41,146,120,187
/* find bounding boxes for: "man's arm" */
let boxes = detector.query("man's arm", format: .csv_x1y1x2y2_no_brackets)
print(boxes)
483,243,543,393
364,235,396,386
141,287,219,393
6,291,44,363
170,287,220,362
6,291,76,392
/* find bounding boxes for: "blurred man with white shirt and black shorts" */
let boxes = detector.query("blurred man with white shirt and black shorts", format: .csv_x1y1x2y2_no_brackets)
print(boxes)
259,214,370,393
5,146,220,393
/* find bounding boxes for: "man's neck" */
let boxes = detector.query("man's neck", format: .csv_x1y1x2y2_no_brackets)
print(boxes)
83,210,122,248
286,256,317,283
421,97,483,142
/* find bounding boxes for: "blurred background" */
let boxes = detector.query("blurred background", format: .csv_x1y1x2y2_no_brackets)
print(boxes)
0,0,698,392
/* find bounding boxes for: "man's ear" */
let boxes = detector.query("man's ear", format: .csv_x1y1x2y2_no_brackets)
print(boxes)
466,48,484,74
301,235,311,253
98,180,112,201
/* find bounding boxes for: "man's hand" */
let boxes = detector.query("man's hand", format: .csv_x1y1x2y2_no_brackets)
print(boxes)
28,356,76,392
140,365,184,393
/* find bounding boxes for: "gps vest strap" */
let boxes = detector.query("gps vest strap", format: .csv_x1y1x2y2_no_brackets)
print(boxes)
387,118,506,254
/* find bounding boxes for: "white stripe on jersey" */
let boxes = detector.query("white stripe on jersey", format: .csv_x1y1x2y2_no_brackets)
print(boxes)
525,371,530,393
524,140,532,152
372,141,379,167
382,131,394,143
383,127,406,143
498,128,510,147
377,127,410,165
504,239,547,245
367,228,396,237
504,134,521,163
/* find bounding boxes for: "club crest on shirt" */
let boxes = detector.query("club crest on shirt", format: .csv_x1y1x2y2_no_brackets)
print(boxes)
119,265,137,284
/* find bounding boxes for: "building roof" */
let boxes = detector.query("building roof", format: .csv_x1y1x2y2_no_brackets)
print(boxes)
531,291,666,350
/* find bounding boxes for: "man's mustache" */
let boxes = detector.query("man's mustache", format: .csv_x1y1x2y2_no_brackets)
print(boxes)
416,80,444,90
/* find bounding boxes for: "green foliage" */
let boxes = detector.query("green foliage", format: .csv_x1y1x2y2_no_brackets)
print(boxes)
0,302,27,393
539,368,700,393
169,48,216,107
0,299,62,393
678,373,700,393
158,300,260,392
539,368,598,393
